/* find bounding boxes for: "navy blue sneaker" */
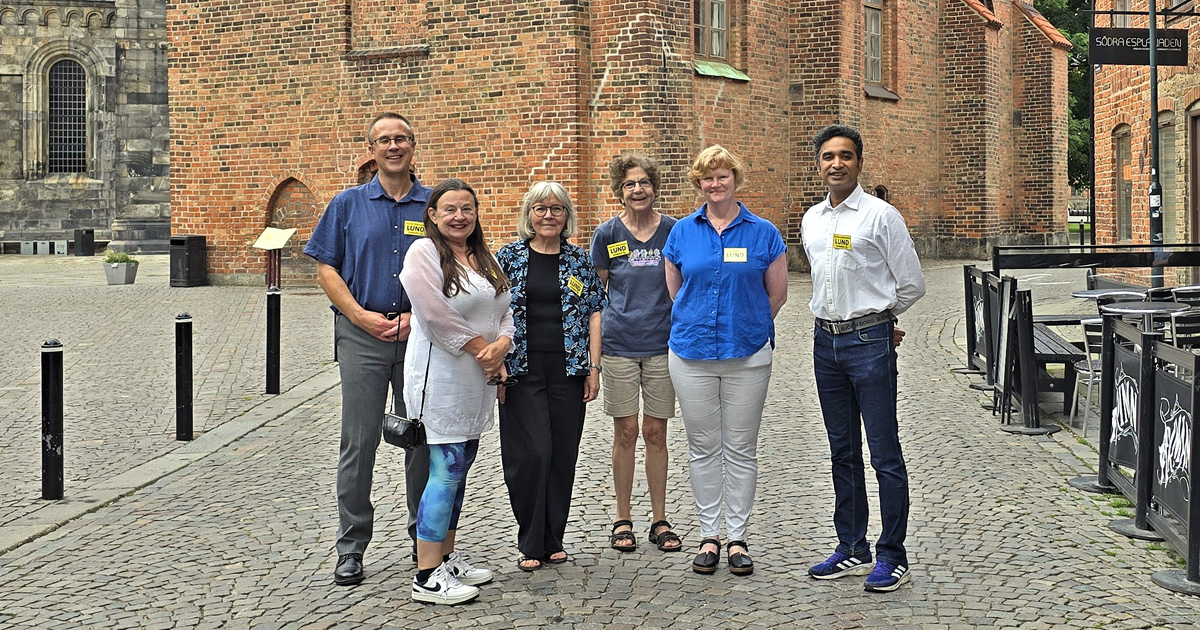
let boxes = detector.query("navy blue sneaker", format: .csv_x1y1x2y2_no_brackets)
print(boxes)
808,550,873,580
863,561,910,592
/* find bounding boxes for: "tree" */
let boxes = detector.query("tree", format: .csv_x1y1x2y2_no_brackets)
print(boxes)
1035,0,1091,190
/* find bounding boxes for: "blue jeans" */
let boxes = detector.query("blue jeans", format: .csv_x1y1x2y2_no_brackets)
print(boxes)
813,321,909,566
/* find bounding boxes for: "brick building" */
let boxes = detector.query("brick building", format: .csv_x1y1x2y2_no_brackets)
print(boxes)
0,0,169,254
1093,1,1199,267
168,0,1070,285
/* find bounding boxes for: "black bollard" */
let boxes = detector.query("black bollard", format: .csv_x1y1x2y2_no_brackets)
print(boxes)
266,286,280,394
41,339,63,500
176,313,193,441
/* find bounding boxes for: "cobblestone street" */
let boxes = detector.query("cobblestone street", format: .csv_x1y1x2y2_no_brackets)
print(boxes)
1,255,1199,628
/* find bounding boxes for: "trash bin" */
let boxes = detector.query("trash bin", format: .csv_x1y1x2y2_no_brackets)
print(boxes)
73,229,94,256
170,235,207,287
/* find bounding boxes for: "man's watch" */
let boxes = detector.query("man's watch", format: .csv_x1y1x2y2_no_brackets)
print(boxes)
589,363,603,373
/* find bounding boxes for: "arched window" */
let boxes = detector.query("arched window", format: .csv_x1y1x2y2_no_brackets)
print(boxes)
48,59,86,173
357,160,378,185
1158,111,1177,243
1114,124,1133,241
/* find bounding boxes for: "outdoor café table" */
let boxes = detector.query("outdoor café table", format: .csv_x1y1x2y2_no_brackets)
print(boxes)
1099,301,1190,332
1072,288,1147,300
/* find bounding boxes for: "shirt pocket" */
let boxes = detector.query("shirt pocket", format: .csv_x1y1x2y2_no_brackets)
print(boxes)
833,248,863,273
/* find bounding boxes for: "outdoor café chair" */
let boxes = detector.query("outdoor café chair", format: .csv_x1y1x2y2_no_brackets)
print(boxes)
1068,318,1104,439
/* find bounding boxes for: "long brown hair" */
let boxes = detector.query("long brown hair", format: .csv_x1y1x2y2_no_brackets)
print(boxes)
423,179,510,297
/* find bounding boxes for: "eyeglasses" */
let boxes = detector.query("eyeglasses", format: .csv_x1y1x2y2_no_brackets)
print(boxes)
370,135,414,148
532,205,566,217
621,179,653,192
487,375,519,387
437,206,477,217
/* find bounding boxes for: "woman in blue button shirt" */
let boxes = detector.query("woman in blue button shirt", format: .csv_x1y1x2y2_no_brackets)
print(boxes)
663,145,788,577
497,181,608,572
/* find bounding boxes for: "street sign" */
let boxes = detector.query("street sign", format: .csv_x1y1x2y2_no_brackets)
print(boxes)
1092,28,1188,66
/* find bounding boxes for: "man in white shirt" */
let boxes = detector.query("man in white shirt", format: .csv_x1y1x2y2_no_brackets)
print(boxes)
801,124,926,593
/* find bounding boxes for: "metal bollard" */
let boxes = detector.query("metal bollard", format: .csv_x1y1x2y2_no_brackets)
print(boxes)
266,286,280,394
41,339,64,500
176,313,193,441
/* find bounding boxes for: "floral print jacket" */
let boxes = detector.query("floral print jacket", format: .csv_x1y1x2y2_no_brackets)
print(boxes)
497,239,608,377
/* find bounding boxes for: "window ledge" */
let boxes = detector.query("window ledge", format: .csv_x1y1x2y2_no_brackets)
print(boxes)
864,84,900,101
694,59,750,82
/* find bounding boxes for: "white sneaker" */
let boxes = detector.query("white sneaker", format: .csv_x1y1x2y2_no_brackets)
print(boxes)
445,551,494,586
411,564,479,605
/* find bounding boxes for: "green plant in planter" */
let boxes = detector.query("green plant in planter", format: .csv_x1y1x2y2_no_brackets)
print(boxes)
104,250,137,264
102,249,139,284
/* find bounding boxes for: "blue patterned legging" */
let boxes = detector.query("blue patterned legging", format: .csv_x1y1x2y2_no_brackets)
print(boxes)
416,440,479,543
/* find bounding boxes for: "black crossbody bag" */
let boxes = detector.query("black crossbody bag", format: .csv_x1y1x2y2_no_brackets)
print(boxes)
382,343,430,449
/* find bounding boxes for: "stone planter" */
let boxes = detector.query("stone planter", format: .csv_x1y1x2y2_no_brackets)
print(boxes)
103,261,139,285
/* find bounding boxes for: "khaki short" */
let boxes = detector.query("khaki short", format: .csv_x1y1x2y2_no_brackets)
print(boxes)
601,354,676,419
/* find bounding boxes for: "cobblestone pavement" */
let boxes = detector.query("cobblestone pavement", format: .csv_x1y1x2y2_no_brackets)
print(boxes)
2,257,1200,628
0,255,337,526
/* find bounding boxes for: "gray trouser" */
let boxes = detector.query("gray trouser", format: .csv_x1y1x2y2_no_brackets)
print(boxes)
669,345,772,542
334,314,430,556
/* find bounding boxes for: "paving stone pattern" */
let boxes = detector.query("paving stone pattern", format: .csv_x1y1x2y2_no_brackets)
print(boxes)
0,255,336,524
1,258,1199,628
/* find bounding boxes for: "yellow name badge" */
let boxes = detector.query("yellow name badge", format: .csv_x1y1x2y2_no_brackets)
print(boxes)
567,275,584,296
833,234,851,250
607,241,630,258
723,247,748,263
404,220,425,237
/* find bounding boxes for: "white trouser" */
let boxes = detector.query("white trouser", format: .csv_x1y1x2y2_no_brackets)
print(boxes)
669,344,772,541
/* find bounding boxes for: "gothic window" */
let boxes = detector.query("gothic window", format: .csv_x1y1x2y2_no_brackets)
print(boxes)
48,59,86,174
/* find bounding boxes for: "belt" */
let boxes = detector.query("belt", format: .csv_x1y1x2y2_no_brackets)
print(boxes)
815,310,895,335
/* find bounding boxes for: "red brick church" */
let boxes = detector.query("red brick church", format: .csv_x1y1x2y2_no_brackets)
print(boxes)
167,0,1070,284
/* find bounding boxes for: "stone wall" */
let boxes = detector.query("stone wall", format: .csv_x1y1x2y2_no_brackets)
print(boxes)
0,0,168,253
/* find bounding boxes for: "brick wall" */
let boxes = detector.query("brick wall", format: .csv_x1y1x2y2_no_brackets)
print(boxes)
1014,9,1070,239
168,0,1070,282
1094,2,1199,252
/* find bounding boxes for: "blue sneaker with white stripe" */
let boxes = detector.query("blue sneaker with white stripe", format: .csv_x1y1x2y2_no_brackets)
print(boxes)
863,560,911,592
808,550,873,580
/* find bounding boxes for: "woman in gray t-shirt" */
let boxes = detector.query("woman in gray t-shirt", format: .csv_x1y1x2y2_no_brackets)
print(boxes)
589,153,681,553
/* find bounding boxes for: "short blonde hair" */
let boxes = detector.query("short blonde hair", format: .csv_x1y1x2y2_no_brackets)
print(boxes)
516,181,577,240
687,145,747,190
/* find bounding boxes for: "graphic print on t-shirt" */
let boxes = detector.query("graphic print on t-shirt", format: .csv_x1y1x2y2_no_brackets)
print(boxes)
629,247,663,268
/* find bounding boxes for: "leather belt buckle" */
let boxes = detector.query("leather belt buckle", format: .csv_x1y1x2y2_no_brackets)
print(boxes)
818,311,893,335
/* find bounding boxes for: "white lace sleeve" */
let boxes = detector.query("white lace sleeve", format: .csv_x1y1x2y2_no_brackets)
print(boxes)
400,239,477,355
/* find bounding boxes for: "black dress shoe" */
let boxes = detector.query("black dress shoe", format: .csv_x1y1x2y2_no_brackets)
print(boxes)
334,553,364,585
692,538,720,575
727,540,753,576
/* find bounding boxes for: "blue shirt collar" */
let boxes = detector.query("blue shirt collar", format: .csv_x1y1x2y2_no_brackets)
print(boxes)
696,201,756,226
366,173,430,204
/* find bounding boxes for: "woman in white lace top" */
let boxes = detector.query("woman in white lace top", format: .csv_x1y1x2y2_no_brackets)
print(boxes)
399,178,514,605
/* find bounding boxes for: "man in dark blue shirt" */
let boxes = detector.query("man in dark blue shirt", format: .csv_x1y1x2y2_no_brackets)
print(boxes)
304,112,431,586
